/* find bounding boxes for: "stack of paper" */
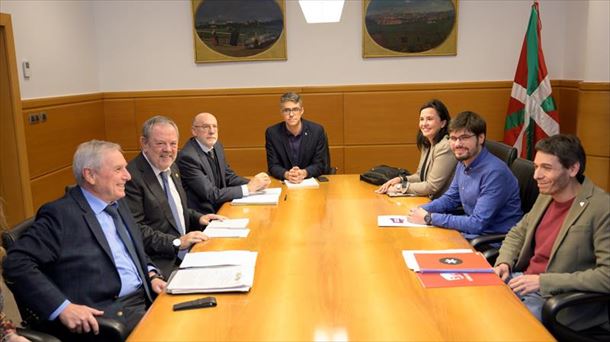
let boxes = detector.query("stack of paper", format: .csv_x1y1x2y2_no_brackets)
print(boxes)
205,218,250,238
166,251,258,294
231,188,282,205
402,249,502,288
377,215,428,228
285,177,319,189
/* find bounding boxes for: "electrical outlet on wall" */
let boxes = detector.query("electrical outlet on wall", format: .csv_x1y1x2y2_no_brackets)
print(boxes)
22,60,31,79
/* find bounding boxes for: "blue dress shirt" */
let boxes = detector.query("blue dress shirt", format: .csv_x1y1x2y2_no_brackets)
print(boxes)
49,188,143,320
422,147,522,238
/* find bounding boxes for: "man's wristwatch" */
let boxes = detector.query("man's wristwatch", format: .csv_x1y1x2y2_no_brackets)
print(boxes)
172,238,181,252
424,213,432,225
150,271,164,282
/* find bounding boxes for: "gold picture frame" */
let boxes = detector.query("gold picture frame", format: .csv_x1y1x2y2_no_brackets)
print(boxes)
363,0,458,58
192,0,286,63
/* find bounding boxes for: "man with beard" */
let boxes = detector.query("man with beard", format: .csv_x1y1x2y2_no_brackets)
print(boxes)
408,111,522,239
494,134,609,330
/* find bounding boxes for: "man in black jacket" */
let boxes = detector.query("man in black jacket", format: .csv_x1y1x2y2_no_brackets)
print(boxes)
265,92,330,183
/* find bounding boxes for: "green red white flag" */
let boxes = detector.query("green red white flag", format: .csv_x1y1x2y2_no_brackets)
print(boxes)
503,0,559,160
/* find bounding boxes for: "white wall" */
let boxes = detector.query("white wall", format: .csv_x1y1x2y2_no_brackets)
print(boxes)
1,0,608,99
1,0,99,99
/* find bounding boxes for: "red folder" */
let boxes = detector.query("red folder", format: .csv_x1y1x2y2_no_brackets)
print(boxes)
413,252,493,273
416,272,504,288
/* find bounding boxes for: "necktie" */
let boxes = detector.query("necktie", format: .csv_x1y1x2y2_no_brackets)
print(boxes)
104,204,152,302
160,170,185,235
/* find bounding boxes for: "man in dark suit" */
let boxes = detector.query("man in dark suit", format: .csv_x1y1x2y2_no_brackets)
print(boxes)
177,112,271,214
125,116,223,277
265,92,330,183
3,140,166,339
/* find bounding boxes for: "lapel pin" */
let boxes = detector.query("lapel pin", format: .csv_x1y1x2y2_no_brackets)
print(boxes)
579,201,584,207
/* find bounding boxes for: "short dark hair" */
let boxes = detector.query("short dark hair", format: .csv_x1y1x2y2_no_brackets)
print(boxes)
416,99,451,150
449,111,486,137
280,92,302,106
535,134,586,182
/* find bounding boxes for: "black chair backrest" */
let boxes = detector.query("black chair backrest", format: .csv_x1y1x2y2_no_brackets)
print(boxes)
510,158,539,214
2,217,34,251
486,140,518,166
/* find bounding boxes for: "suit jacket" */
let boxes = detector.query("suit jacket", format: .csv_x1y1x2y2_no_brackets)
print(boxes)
125,153,203,277
405,136,457,198
496,178,610,329
265,119,330,180
2,186,155,322
177,138,249,214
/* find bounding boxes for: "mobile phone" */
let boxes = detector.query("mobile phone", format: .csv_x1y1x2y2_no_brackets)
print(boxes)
317,176,329,182
173,296,217,311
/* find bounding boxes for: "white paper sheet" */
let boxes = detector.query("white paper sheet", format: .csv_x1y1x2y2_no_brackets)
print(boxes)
285,177,319,189
204,228,250,238
402,249,473,272
207,218,250,229
377,215,429,228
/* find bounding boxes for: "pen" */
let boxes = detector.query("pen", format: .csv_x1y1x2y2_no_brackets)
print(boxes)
284,194,288,201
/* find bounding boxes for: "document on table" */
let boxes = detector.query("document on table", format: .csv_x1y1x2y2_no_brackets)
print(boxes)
179,250,257,268
166,265,254,294
232,188,282,205
204,228,249,238
167,251,258,294
402,249,473,272
207,218,250,229
377,215,429,228
285,177,319,189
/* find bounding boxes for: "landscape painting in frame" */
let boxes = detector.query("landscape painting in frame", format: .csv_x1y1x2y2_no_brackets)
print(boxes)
192,0,286,63
363,0,458,58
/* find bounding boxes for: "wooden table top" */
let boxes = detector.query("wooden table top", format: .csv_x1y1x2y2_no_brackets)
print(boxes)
128,175,554,341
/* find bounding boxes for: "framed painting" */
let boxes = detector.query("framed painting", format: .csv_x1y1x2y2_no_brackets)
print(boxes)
363,0,458,58
192,0,286,63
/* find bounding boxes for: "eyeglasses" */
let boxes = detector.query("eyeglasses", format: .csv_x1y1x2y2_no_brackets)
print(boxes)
281,107,302,115
193,124,217,131
449,134,476,143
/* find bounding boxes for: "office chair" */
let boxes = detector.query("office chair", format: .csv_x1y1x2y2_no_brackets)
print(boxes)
324,133,337,175
2,217,129,342
542,292,610,342
486,140,518,166
470,157,538,264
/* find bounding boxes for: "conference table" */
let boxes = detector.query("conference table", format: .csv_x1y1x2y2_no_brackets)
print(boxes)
128,175,554,341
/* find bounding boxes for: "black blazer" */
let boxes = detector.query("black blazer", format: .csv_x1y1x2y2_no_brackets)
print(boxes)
177,138,249,214
125,153,203,277
265,119,330,180
2,186,155,321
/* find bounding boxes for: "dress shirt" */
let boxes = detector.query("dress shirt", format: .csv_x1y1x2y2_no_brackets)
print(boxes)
194,139,249,196
49,188,143,320
142,153,187,230
422,147,522,238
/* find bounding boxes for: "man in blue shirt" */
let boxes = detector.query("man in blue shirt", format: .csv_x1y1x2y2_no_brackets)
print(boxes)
408,111,522,239
3,140,166,339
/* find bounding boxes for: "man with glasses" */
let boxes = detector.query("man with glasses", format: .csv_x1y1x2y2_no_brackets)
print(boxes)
125,116,224,277
408,111,522,239
265,92,330,183
178,112,270,214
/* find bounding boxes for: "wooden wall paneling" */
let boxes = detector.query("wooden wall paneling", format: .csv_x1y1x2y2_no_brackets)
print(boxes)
298,93,344,145
104,99,138,150
344,145,420,174
29,166,75,211
575,84,610,191
585,156,609,192
24,100,105,178
554,80,579,135
224,148,268,177
0,13,33,224
344,92,420,145
135,95,280,148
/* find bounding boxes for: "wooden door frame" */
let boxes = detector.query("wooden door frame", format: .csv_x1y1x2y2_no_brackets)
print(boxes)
1,12,33,219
